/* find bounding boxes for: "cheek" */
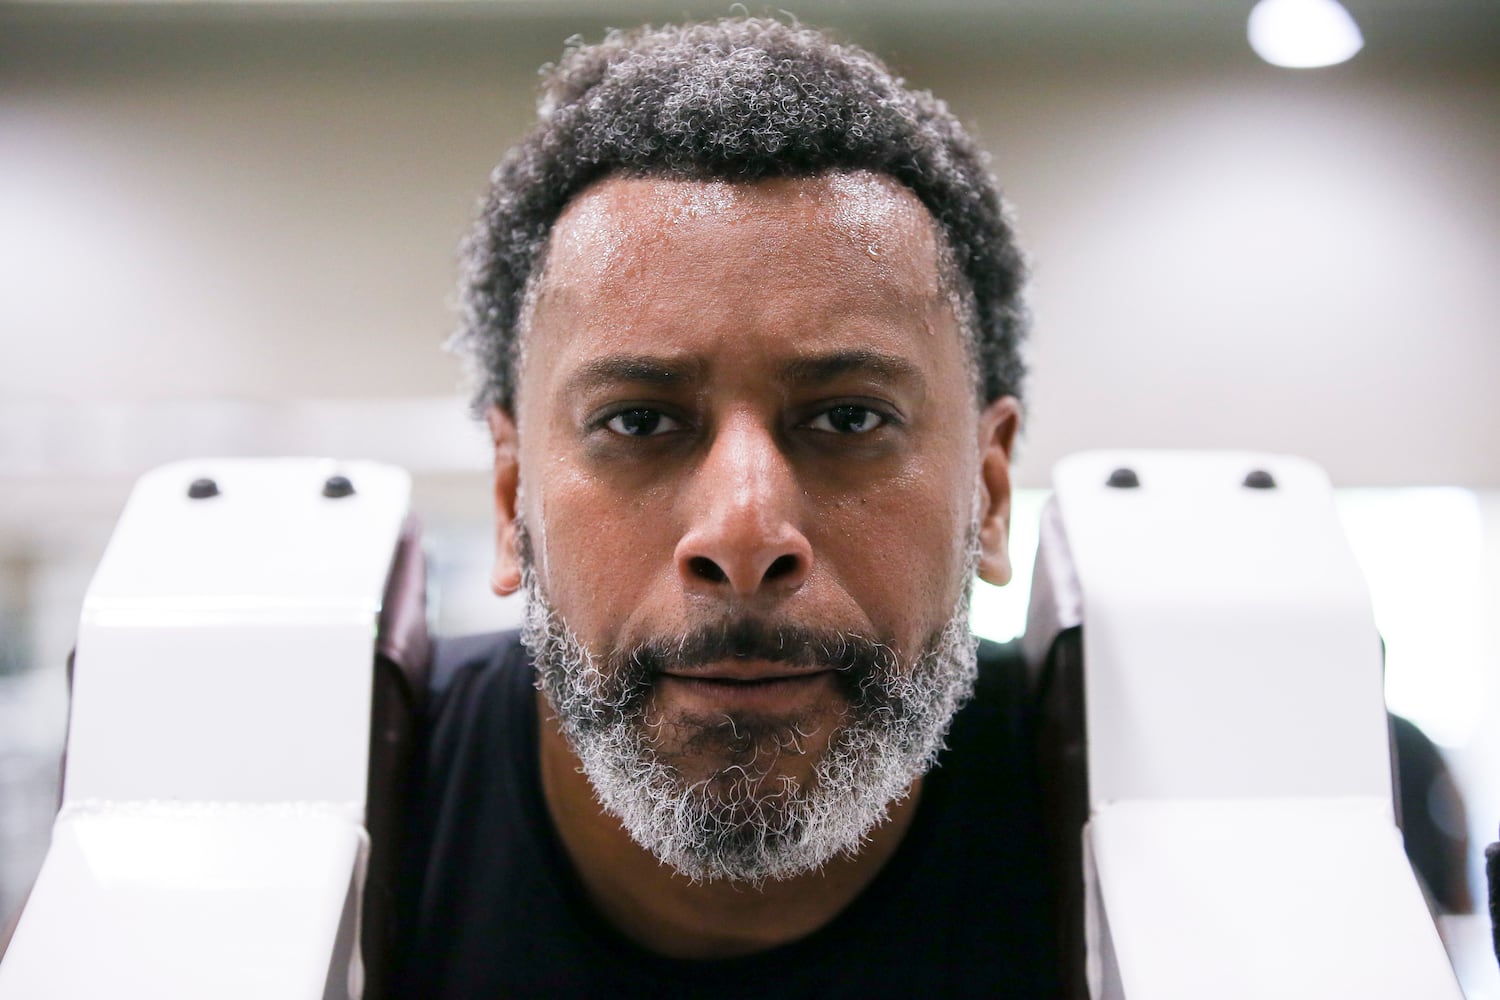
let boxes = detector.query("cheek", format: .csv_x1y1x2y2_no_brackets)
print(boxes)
526,460,683,642
815,463,976,643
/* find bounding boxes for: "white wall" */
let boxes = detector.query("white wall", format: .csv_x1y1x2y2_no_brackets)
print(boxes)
966,64,1500,486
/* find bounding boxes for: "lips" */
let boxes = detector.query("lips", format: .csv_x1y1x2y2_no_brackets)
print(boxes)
655,661,841,713
658,659,834,684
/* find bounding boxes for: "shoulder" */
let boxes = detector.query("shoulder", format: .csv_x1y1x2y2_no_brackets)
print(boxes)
428,629,526,700
919,635,1036,794
422,630,529,731
949,636,1033,751
412,629,535,821
397,629,550,995
409,626,531,768
974,635,1028,691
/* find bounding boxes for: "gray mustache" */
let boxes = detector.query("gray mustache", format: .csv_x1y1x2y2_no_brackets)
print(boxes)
611,619,898,681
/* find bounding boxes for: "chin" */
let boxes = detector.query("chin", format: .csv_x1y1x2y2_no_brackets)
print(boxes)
650,704,835,790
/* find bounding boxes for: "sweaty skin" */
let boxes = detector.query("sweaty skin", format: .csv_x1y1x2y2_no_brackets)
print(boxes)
486,171,1019,958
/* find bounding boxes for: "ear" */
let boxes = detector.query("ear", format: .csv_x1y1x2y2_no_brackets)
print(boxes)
486,406,523,597
976,396,1021,587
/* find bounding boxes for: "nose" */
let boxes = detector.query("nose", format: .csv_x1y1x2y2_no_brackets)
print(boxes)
674,417,813,599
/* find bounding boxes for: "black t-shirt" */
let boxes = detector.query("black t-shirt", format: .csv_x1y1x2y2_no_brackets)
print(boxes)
395,631,1059,998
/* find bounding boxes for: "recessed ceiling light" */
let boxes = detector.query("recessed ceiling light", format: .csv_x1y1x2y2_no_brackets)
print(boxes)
1248,0,1365,69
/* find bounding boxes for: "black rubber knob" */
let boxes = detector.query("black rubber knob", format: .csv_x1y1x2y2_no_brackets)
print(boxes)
187,477,220,500
1105,467,1140,489
322,474,355,499
1243,469,1277,489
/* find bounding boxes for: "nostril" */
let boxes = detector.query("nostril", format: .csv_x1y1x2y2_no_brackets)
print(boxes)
765,554,800,581
688,556,728,583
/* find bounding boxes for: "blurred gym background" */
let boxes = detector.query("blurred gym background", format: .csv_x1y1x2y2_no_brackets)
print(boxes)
2,0,1497,991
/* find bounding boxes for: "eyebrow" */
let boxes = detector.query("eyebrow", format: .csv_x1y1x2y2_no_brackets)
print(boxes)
560,348,924,394
562,355,705,395
780,349,925,388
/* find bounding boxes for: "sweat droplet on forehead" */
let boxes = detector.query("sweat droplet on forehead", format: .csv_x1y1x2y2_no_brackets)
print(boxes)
823,172,935,271
660,179,742,221
543,193,634,281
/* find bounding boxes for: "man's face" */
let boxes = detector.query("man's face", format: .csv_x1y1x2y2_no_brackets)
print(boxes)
490,171,1018,880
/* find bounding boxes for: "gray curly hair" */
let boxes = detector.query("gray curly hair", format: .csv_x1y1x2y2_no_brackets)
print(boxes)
456,17,1028,415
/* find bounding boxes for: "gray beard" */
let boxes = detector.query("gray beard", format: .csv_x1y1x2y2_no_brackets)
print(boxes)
518,522,980,885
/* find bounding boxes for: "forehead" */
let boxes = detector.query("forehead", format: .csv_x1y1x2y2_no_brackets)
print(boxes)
518,171,962,401
534,170,945,310
543,170,940,268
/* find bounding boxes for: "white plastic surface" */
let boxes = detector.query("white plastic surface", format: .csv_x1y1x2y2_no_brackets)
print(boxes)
1054,450,1391,806
82,458,410,620
64,459,409,808
1085,798,1462,1000
0,458,409,1000
0,807,363,1000
1050,451,1460,999
66,623,375,807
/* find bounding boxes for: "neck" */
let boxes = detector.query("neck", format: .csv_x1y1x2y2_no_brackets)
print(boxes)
535,690,922,959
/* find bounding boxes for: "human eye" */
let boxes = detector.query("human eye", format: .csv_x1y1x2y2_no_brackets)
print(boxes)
603,407,683,437
805,404,889,435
